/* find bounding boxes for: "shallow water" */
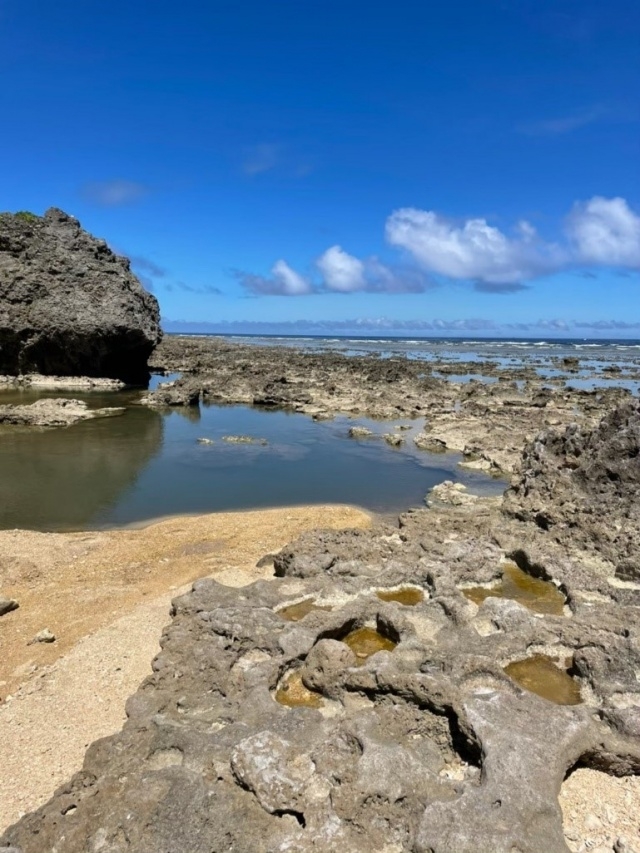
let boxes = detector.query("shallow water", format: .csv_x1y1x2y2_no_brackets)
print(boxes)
277,599,333,621
341,627,397,664
376,587,424,606
504,655,582,705
462,562,566,616
275,670,323,708
0,386,503,531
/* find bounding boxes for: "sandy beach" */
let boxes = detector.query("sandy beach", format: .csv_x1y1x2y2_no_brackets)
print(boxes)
0,504,371,830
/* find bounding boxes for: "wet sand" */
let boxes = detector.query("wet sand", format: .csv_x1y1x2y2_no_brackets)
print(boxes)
0,504,371,830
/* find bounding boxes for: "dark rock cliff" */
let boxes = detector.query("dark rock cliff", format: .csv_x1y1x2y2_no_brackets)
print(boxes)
0,208,161,382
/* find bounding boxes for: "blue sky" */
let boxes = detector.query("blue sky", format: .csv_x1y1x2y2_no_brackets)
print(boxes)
1,0,639,336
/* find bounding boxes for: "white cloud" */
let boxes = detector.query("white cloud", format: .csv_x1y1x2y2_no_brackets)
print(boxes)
566,196,640,267
270,260,312,295
317,246,367,292
385,197,640,286
385,208,565,284
234,260,312,296
237,196,640,297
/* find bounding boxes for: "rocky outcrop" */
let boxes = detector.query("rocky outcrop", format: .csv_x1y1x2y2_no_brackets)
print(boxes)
3,494,639,853
0,208,161,382
145,335,634,475
503,402,640,576
0,398,125,427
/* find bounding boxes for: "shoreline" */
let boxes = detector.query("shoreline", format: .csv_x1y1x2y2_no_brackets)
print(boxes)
0,503,371,830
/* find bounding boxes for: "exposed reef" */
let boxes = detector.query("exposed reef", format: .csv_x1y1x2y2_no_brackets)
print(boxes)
0,208,161,383
0,398,125,427
3,403,639,853
145,335,634,476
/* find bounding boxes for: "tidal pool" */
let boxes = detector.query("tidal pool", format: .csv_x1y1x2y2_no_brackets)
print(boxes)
462,562,566,616
376,587,424,606
341,627,397,664
504,655,582,705
0,385,503,531
277,599,333,621
275,670,323,708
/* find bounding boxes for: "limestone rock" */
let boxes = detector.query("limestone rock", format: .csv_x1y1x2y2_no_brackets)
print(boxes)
0,208,161,382
414,433,447,452
383,432,404,447
504,402,640,571
0,398,125,427
28,628,56,644
348,426,373,438
427,480,478,507
0,598,19,617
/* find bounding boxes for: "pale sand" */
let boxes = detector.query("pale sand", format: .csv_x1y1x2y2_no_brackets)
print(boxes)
0,504,371,831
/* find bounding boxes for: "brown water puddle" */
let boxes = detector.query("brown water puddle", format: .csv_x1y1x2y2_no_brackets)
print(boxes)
504,654,582,705
462,562,565,616
274,670,323,708
277,599,333,621
341,627,397,665
376,587,424,606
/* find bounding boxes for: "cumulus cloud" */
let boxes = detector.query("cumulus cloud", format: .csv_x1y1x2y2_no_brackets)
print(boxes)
566,196,640,267
237,196,640,296
317,246,366,292
385,208,565,285
82,179,148,206
235,260,313,296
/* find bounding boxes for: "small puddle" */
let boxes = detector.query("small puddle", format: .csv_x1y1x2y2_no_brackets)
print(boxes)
376,587,424,606
462,562,565,616
277,599,333,621
504,655,582,705
341,627,397,665
274,670,323,708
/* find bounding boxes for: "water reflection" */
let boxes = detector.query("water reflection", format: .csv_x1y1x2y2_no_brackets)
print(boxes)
0,406,163,530
0,388,504,531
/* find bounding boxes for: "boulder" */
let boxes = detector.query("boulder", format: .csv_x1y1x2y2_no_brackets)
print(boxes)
0,208,161,383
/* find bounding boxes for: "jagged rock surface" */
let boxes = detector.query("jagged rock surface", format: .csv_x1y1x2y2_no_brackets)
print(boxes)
504,402,640,577
145,334,634,475
3,495,640,852
0,208,161,382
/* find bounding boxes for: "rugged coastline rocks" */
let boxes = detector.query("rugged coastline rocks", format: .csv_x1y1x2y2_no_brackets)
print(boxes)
144,335,634,476
3,404,640,852
0,208,161,382
504,401,640,575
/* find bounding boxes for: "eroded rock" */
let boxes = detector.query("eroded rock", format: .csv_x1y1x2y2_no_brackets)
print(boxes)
0,208,161,382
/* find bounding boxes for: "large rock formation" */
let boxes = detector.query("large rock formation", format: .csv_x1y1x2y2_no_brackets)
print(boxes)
503,401,640,578
0,208,161,383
